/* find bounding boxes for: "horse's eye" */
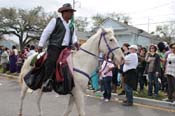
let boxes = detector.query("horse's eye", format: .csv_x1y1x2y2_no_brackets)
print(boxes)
110,39,113,42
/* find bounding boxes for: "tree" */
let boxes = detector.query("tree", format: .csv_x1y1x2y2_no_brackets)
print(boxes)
91,13,131,30
106,12,131,23
91,14,106,29
0,7,53,50
154,24,175,43
74,16,88,32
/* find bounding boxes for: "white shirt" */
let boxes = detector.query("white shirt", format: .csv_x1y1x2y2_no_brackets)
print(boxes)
38,16,78,47
13,49,18,56
1,51,9,64
165,53,175,77
123,53,138,72
27,50,37,57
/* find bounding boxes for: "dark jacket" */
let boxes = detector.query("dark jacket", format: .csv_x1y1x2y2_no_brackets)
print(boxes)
145,53,161,74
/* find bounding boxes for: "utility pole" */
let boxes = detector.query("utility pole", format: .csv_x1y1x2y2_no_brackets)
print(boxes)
73,0,75,8
73,0,81,9
148,17,150,33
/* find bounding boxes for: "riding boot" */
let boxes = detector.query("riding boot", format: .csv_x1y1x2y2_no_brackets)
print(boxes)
42,78,53,92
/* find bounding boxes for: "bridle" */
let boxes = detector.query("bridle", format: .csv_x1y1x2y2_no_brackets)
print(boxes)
98,32,120,60
73,32,120,79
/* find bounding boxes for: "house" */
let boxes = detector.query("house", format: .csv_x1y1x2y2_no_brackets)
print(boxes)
77,31,91,45
0,37,18,49
101,18,158,47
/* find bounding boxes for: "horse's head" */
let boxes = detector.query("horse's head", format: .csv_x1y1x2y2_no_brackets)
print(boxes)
97,28,124,65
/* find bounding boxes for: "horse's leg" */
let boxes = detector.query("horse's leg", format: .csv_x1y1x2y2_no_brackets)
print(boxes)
19,83,28,116
72,87,85,116
62,94,75,116
37,88,43,116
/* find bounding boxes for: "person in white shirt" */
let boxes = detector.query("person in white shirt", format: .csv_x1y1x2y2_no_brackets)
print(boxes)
27,45,37,57
38,3,78,91
165,43,175,104
122,45,138,106
1,47,9,73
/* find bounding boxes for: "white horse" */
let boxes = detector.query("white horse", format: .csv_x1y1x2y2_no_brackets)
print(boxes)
18,28,124,116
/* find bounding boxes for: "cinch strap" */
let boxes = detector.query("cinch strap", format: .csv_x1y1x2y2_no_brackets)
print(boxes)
73,68,90,79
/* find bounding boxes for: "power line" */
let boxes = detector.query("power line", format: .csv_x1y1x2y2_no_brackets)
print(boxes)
126,1,173,15
131,13,175,20
134,20,175,26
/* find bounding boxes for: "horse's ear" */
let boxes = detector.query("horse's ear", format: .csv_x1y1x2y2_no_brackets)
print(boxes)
101,27,106,32
97,27,106,34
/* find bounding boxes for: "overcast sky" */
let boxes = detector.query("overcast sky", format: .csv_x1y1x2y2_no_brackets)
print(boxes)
0,0,175,32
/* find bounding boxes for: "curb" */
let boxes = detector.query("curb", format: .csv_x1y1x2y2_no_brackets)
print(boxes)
0,73,175,110
86,90,175,110
0,73,18,80
114,93,175,110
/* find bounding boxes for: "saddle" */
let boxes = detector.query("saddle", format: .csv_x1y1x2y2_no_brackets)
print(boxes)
24,48,74,95
56,48,72,81
53,48,74,95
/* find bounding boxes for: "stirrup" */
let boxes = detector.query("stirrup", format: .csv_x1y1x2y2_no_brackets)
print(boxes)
43,79,52,86
42,79,53,92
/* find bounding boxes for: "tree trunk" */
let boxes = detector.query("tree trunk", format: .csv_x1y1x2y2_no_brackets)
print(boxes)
19,37,24,51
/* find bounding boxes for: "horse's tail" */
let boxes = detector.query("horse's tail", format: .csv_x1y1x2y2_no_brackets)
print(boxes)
18,70,24,87
18,59,29,87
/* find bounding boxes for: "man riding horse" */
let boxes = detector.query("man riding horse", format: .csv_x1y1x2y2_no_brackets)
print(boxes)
38,3,79,91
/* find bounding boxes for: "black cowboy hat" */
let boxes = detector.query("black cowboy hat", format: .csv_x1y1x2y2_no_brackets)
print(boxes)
58,3,76,13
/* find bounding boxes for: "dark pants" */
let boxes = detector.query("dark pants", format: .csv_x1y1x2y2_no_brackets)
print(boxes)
1,63,8,73
167,75,175,100
148,72,159,96
100,79,104,92
125,84,133,103
124,69,136,103
160,69,168,92
137,68,145,91
103,77,112,100
44,45,66,81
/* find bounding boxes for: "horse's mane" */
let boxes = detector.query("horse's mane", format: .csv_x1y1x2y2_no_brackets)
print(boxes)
80,28,114,47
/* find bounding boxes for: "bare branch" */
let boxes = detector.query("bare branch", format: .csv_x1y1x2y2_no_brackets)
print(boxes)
25,36,39,45
0,30,20,38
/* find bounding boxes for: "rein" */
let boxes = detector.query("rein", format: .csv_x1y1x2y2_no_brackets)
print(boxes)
73,32,120,79
98,32,120,59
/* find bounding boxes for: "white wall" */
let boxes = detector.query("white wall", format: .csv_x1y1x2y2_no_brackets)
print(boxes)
116,34,151,47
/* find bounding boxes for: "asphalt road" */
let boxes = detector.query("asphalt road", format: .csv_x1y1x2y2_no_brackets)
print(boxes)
0,76,175,116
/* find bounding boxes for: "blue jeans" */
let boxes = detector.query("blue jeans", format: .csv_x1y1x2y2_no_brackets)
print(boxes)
148,72,159,96
103,77,112,100
125,84,133,103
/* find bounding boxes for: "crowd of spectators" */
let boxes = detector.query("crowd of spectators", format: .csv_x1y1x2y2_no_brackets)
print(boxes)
90,42,175,106
0,45,37,74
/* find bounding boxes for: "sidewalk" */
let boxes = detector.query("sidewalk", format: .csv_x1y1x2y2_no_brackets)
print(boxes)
0,73,18,79
0,72,175,110
86,89,175,110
